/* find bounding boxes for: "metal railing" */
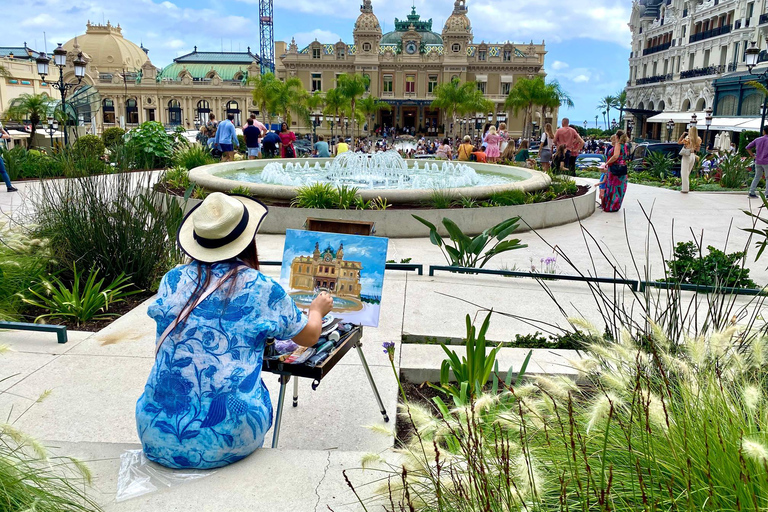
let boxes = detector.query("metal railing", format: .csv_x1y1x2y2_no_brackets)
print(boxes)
636,73,673,85
689,24,732,43
643,41,672,56
680,64,725,79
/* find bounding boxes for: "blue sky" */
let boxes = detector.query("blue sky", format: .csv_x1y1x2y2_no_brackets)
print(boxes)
6,0,632,129
279,229,388,296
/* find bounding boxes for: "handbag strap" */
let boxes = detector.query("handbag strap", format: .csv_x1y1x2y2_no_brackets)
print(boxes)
154,267,240,358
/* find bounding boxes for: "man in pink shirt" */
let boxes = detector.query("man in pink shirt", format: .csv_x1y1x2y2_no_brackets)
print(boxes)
554,118,585,176
243,114,267,157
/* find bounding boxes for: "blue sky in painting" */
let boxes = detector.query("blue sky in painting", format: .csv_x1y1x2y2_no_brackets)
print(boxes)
279,230,388,296
6,0,631,129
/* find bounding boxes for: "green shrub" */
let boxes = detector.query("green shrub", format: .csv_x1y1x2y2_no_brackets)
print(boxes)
457,196,478,208
159,166,191,191
125,121,174,170
489,189,527,206
428,189,454,209
739,130,760,156
170,125,189,150
292,183,340,209
23,265,139,326
0,146,62,180
719,153,751,189
0,224,51,321
336,185,359,209
645,150,675,180
101,126,126,147
550,174,579,196
72,134,105,159
663,240,757,288
52,149,109,178
237,134,247,153
173,144,214,170
32,172,185,291
229,185,252,196
413,215,527,268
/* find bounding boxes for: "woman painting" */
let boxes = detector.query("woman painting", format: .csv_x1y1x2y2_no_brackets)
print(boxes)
678,127,700,193
279,122,297,158
601,130,630,212
136,193,333,469
552,144,568,173
484,125,504,163
457,135,474,161
539,123,555,173
435,138,453,160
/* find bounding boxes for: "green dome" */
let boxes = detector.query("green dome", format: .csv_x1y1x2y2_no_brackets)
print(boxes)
380,7,443,45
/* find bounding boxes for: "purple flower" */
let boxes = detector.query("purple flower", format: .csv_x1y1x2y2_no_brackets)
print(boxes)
382,341,396,362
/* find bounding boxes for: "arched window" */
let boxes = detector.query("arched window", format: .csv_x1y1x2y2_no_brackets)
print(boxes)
168,99,182,125
638,102,645,110
226,100,241,126
197,100,210,122
648,101,655,111
205,71,216,80
126,98,138,125
695,98,706,111
658,100,665,111
233,72,244,81
741,92,762,116
681,99,691,112
716,94,737,116
103,99,115,124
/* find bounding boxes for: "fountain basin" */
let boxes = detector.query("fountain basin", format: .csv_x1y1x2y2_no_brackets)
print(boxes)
189,157,551,205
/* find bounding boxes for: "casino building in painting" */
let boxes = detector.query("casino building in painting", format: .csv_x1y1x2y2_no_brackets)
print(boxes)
275,0,550,137
290,243,363,298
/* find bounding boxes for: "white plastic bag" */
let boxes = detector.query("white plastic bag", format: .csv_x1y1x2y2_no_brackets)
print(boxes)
115,449,216,502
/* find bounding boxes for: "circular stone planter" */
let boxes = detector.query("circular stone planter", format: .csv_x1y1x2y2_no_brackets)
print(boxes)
188,158,552,204
165,188,596,238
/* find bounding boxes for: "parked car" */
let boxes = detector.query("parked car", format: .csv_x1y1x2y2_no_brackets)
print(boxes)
575,153,606,170
631,143,683,175
293,139,313,156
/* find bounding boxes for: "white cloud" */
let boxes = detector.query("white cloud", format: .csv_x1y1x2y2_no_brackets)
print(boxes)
551,61,569,71
292,29,343,48
573,74,590,83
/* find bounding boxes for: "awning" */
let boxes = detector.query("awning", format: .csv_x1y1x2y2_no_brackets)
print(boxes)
732,118,762,132
7,130,29,138
693,117,750,131
647,111,705,123
500,75,514,82
474,74,488,82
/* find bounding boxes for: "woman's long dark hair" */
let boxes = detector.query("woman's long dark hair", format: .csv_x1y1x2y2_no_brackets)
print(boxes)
280,122,288,133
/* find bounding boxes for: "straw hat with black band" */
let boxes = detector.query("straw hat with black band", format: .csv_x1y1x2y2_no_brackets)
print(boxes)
177,192,268,263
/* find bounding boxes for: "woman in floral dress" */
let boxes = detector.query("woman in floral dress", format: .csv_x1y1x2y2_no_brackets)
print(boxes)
484,125,504,163
136,193,333,469
601,130,630,212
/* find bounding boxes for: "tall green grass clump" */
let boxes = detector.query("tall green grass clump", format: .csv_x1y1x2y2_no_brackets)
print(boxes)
292,183,340,209
173,144,214,170
31,173,185,291
719,153,751,189
0,221,50,321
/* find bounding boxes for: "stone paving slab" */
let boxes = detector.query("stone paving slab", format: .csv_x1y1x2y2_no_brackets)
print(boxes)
0,328,91,355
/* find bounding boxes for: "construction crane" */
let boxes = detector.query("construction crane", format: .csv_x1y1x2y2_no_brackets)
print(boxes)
259,0,275,74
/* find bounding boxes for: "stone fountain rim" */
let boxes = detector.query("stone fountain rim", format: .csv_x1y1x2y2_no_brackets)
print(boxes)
188,158,552,203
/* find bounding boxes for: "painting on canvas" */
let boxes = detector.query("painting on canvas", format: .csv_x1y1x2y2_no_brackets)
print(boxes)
279,229,389,327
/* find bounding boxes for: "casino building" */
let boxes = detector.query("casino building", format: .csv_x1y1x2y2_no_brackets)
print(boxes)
290,243,362,298
275,0,549,138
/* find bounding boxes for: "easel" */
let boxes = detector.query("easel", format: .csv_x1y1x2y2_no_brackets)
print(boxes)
262,217,387,449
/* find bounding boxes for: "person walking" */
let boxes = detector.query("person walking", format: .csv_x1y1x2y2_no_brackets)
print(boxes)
242,118,261,160
746,126,768,198
678,127,701,194
278,123,296,158
135,192,333,469
243,114,267,154
0,124,18,192
214,114,238,162
205,113,218,149
601,130,630,212
539,123,555,173
554,118,584,176
457,135,474,161
484,126,503,163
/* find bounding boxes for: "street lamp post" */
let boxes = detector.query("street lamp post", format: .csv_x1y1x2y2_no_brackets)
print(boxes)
611,118,618,131
595,115,598,129
35,44,85,147
666,120,674,143
44,116,58,151
627,118,634,139
583,120,587,131
704,107,713,152
746,39,768,134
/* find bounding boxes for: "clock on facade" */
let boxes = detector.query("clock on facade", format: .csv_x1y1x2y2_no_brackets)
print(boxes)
324,254,332,262
405,41,418,54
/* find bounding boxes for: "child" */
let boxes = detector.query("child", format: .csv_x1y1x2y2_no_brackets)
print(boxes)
597,163,608,203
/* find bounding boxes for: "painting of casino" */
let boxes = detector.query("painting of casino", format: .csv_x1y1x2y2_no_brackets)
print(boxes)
280,229,389,327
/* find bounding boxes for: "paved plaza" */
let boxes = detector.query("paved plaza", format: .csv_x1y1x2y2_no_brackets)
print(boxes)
1,179,766,510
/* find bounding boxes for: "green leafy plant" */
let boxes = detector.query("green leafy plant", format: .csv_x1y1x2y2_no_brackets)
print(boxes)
413,215,527,268
101,126,126,147
719,153,752,189
32,172,185,290
236,134,247,153
0,146,63,180
72,134,105,160
52,148,109,178
336,185,359,209
663,240,757,289
173,144,214,170
739,130,760,156
430,312,510,406
489,189,527,206
354,196,372,210
428,189,454,209
292,182,339,209
456,196,478,208
125,121,174,170
23,265,139,325
370,196,391,210
0,224,51,321
744,192,768,261
645,150,675,180
229,185,252,196
159,166,191,191
550,173,579,196
192,185,209,200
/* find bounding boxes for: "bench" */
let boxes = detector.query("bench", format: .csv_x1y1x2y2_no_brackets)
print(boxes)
0,321,68,344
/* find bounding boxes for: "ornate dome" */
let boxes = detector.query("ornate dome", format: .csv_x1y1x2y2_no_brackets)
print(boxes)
443,0,471,33
63,21,150,73
355,0,382,33
380,6,443,45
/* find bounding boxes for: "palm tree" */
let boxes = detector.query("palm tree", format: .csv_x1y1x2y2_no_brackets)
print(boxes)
323,87,351,148
597,95,616,130
615,90,627,123
337,73,370,140
4,93,56,148
539,80,574,130
504,76,548,138
249,72,277,127
358,96,390,136
266,77,309,127
459,88,493,140
306,91,325,141
431,78,478,139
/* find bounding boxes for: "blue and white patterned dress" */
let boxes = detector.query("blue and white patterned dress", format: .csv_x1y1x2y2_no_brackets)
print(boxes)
135,262,307,469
